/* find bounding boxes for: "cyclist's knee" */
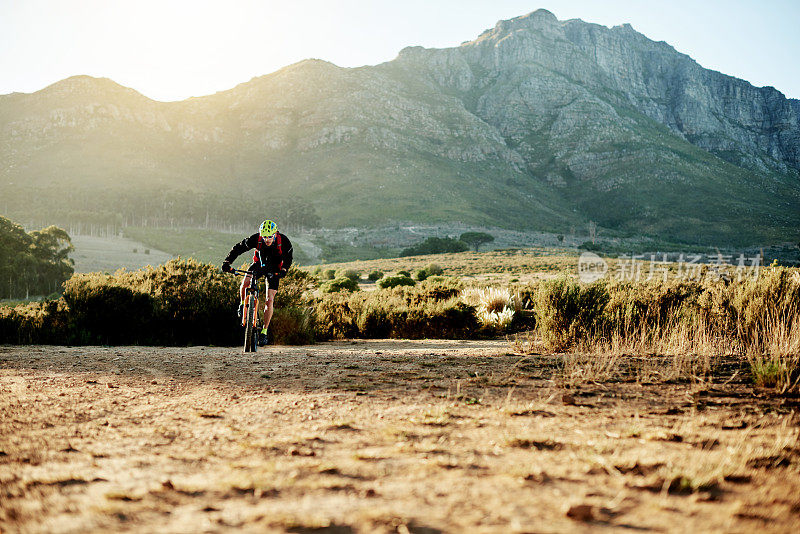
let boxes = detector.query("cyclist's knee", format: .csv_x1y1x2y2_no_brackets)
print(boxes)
240,274,252,290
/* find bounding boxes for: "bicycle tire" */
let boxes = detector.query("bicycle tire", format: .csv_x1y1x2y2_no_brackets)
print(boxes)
244,293,256,353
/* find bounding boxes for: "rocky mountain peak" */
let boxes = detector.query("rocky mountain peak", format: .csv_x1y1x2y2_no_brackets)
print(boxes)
41,75,131,95
509,8,559,27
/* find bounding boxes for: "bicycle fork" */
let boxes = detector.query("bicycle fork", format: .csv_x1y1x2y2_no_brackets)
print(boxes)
242,288,259,328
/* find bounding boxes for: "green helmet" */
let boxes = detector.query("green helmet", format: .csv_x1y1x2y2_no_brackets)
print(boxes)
259,219,277,237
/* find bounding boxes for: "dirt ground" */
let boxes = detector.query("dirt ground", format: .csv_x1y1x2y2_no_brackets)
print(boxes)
1,340,799,533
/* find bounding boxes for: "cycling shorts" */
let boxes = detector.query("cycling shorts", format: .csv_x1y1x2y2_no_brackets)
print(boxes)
247,263,280,290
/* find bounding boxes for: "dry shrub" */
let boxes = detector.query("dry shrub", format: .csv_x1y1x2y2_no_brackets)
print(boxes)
271,306,315,345
312,281,477,340
533,277,608,351
0,298,69,344
1,260,317,346
745,307,800,392
405,278,462,305
461,287,518,329
515,266,800,390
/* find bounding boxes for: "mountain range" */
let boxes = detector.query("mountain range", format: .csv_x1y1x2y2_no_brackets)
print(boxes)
1,9,799,246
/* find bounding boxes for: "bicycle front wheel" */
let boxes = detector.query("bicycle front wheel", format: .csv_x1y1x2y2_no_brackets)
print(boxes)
244,293,256,353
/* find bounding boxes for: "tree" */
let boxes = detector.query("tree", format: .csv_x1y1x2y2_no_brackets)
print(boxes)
0,216,74,298
459,232,495,252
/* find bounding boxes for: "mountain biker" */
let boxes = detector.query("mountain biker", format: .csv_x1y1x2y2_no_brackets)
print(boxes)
221,219,293,346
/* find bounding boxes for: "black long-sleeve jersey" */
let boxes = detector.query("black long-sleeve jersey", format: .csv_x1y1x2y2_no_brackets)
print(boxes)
224,232,293,274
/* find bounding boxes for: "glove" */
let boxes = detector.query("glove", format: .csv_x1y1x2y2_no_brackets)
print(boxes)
221,261,233,273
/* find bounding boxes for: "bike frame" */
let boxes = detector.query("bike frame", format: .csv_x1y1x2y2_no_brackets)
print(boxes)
231,268,262,352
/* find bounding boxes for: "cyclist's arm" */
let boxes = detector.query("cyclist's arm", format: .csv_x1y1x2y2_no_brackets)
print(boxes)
281,234,293,272
224,233,259,265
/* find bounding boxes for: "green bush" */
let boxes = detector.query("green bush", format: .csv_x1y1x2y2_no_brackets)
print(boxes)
321,277,359,293
377,275,416,289
398,270,411,277
414,269,428,281
323,269,336,280
425,263,444,276
336,268,361,282
367,270,384,281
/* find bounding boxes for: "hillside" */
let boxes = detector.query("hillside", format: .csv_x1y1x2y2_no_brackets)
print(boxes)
1,9,799,245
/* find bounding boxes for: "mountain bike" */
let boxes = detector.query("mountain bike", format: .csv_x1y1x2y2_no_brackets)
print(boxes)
230,268,263,353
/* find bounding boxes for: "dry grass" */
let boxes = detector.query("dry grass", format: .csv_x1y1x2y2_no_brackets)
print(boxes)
306,247,581,280
69,234,173,273
744,307,800,392
513,267,800,393
511,309,798,391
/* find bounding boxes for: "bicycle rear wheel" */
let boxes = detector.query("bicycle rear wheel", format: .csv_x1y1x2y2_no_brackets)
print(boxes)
243,293,256,353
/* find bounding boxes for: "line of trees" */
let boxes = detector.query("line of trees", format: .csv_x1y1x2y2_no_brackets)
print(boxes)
0,216,74,299
399,232,495,257
1,186,322,236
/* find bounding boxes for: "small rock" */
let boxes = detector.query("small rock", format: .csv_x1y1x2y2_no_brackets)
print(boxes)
566,504,594,522
288,447,315,457
561,393,576,406
151,380,157,385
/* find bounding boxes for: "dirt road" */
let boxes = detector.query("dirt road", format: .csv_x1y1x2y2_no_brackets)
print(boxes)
1,341,798,533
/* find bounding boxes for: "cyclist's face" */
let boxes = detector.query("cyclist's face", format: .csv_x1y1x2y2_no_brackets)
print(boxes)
263,234,275,245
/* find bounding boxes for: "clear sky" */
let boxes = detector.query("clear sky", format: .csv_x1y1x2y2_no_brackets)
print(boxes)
1,0,798,101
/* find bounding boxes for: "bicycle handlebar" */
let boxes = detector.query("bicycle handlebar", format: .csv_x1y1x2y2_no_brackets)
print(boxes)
227,268,277,278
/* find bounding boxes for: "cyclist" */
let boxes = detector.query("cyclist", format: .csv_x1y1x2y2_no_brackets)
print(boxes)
221,219,293,346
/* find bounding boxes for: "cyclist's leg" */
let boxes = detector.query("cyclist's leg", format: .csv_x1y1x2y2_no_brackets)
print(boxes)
239,274,252,302
240,263,260,301
261,274,280,329
263,288,278,329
